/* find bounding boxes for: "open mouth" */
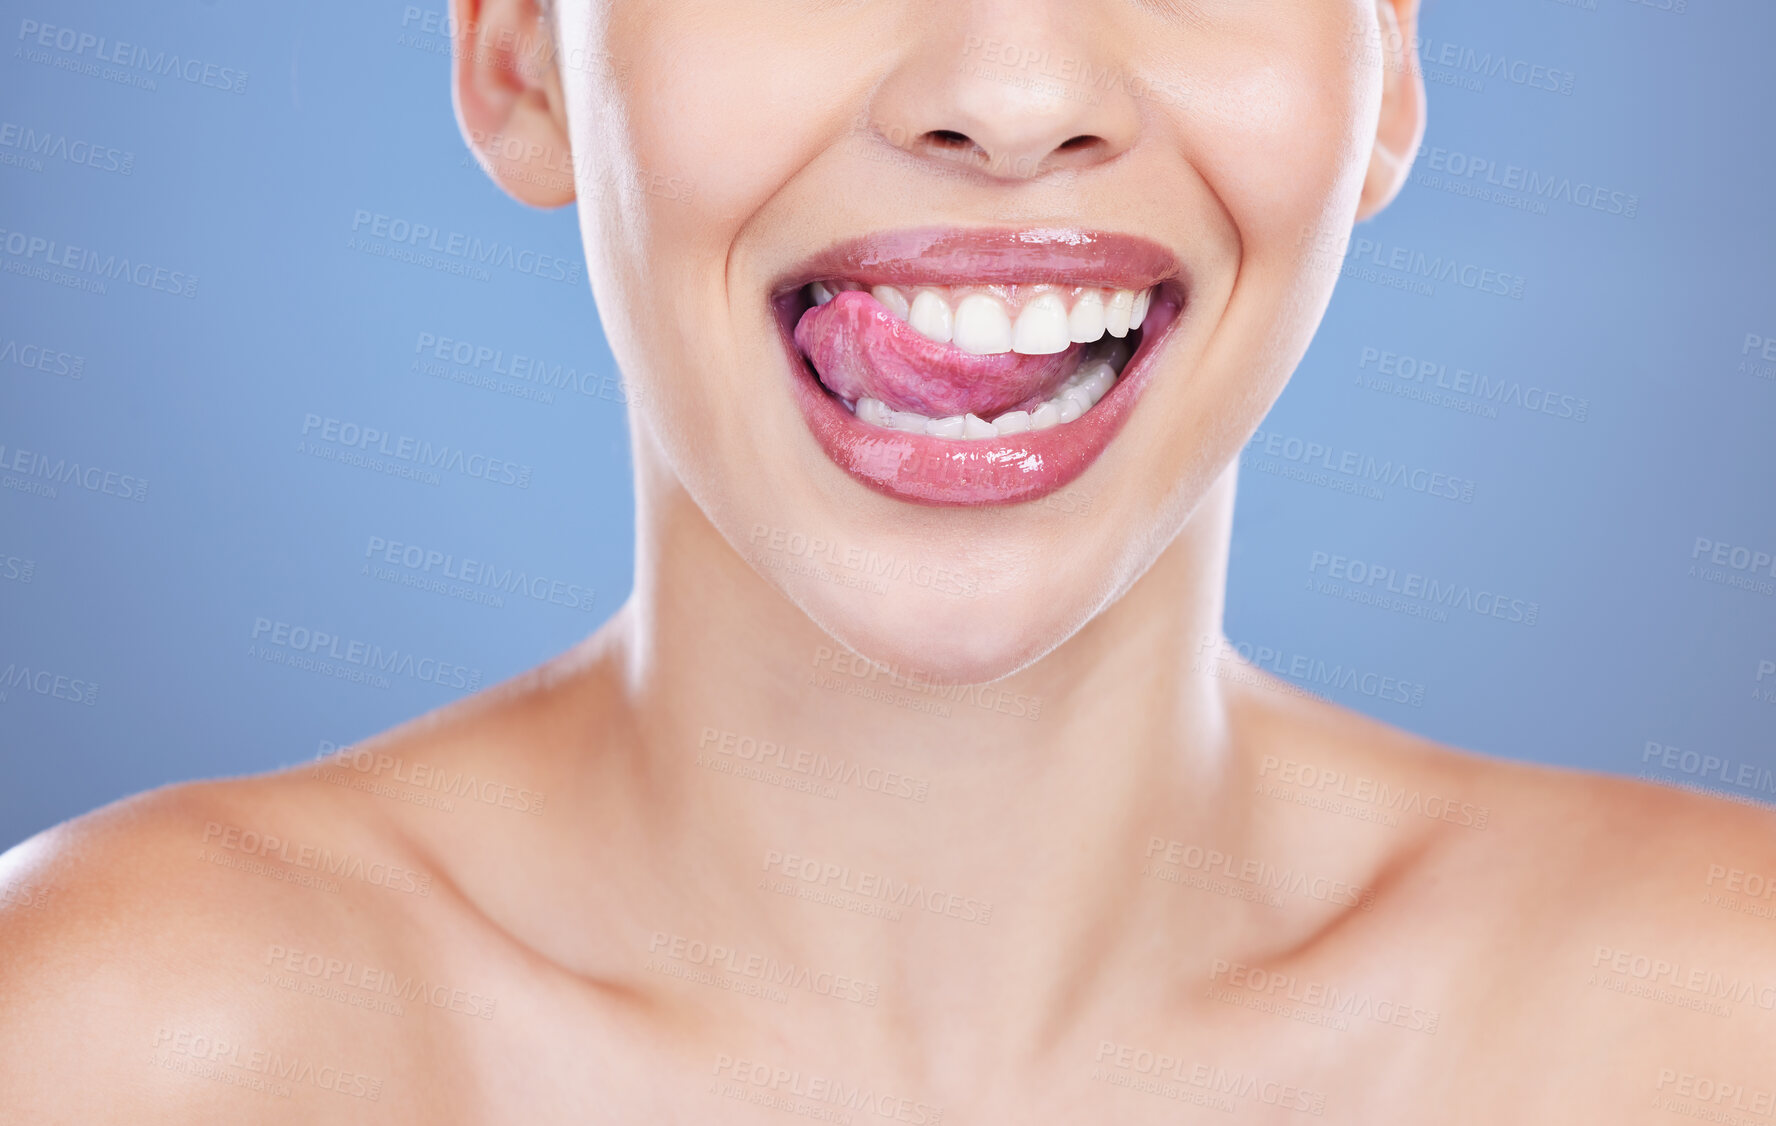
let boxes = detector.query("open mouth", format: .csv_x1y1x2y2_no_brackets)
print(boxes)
770,228,1186,506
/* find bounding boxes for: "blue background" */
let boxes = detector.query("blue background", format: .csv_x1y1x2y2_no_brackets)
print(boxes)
2,0,1772,849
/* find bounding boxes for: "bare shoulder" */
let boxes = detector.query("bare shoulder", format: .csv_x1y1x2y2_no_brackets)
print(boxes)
1448,759,1776,1099
1231,669,1776,1096
0,769,465,1122
0,643,621,1123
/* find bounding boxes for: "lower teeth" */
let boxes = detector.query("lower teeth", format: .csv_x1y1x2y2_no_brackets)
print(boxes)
844,338,1133,440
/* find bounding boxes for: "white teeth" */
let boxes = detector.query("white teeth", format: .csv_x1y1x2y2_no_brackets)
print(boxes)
1068,291,1105,343
1105,290,1134,338
888,409,929,433
908,289,954,344
1030,402,1061,430
1011,293,1070,356
1055,397,1084,424
926,415,966,438
871,285,910,321
953,294,1013,355
856,397,889,426
992,410,1031,435
1061,386,1095,414
1077,361,1116,404
962,413,998,439
816,283,1158,349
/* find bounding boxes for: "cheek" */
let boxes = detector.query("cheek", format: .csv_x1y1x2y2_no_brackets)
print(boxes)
1192,59,1377,259
607,13,873,227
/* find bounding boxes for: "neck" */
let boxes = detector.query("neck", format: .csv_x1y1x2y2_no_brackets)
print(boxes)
601,434,1279,1074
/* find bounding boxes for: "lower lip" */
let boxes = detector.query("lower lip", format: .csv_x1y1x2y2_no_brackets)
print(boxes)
779,290,1184,507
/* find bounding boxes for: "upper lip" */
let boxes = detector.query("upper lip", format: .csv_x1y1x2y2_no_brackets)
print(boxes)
769,226,1186,297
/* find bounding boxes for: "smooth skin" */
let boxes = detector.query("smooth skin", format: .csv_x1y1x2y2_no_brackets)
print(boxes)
4,1,1774,1121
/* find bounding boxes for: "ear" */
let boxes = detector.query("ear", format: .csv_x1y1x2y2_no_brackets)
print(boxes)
1355,0,1426,221
450,0,575,208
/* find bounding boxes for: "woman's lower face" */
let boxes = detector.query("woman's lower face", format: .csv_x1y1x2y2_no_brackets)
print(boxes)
559,0,1385,679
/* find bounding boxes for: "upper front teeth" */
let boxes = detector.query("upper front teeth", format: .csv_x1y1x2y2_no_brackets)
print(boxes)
1010,292,1070,356
811,282,1156,354
954,294,1014,355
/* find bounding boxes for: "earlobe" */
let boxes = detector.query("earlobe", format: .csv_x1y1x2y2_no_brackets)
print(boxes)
450,0,576,208
1355,0,1426,221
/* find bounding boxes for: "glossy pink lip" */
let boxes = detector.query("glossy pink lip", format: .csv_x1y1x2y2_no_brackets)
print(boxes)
771,227,1187,507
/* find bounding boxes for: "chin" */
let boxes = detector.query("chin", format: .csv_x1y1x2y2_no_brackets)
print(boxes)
766,541,1114,688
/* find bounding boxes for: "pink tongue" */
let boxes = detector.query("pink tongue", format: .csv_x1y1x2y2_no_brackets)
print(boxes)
793,290,1085,418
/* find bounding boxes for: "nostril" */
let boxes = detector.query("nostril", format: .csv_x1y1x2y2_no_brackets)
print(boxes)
917,129,995,170
908,129,1108,179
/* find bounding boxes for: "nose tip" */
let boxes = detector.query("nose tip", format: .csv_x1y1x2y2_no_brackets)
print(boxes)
865,19,1141,183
